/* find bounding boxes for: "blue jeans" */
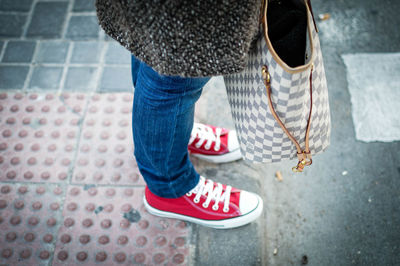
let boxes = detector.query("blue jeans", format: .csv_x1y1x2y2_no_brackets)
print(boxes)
131,55,210,198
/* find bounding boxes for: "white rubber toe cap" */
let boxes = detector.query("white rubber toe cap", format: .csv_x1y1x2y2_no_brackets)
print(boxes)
227,130,240,152
239,190,261,215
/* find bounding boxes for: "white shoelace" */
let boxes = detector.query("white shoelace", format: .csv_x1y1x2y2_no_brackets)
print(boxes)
186,176,232,212
189,123,222,151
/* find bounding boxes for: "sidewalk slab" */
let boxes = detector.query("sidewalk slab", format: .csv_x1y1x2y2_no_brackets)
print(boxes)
342,53,400,142
0,14,27,38
193,80,265,265
65,15,100,40
2,41,36,63
29,67,64,90
0,183,65,265
99,67,132,92
0,0,33,12
0,91,193,266
53,185,190,265
0,92,85,183
193,158,264,266
73,0,96,12
105,42,132,65
64,67,98,91
26,2,68,38
0,66,29,89
34,41,70,64
70,41,104,64
72,93,144,185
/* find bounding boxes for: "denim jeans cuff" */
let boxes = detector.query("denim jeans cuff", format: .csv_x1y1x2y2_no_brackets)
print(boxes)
169,169,200,198
148,168,200,199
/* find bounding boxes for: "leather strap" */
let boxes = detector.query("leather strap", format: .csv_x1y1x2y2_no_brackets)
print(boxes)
306,0,319,33
259,0,266,24
262,65,314,172
260,0,315,172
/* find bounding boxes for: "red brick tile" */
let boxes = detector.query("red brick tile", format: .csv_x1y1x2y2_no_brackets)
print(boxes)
0,183,65,265
53,185,190,265
73,93,144,185
0,92,85,183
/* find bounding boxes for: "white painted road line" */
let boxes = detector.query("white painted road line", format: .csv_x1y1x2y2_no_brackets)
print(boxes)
342,53,400,142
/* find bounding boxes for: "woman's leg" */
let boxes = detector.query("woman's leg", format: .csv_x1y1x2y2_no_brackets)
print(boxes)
131,55,263,229
131,55,210,198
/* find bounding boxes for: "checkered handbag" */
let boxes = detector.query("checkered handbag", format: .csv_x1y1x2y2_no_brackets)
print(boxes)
224,0,330,171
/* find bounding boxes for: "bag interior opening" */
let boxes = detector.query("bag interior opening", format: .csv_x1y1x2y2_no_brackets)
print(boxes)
267,0,308,68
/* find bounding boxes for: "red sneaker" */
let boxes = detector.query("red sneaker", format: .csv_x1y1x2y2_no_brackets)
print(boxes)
143,176,263,229
188,123,242,163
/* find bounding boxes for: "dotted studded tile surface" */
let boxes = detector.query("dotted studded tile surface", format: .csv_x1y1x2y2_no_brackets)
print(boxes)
0,183,65,266
53,186,189,265
0,92,84,183
73,93,144,185
0,92,191,265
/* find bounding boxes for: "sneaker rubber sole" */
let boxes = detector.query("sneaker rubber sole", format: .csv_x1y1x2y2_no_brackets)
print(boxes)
190,148,242,164
143,194,263,229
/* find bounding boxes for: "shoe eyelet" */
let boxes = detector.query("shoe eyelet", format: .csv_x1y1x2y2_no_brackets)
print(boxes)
193,198,200,204
186,192,192,197
214,146,220,151
202,203,209,208
195,143,201,148
205,145,211,150
223,207,229,213
212,205,219,211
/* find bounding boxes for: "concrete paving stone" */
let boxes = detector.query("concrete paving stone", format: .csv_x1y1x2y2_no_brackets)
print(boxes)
0,92,86,183
65,15,100,40
34,41,69,63
196,223,262,266
99,67,133,92
58,92,88,117
105,42,131,65
261,152,400,265
102,29,115,42
1,41,36,63
0,0,33,12
0,183,65,265
70,41,103,64
53,185,190,265
64,67,98,91
259,0,400,264
73,93,145,185
73,0,96,12
342,54,400,142
29,66,63,90
105,35,115,41
0,14,27,38
195,76,235,129
315,1,400,54
26,1,68,38
0,66,29,89
191,158,264,266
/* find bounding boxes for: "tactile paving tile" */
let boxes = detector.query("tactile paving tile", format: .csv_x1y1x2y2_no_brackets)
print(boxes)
0,183,65,265
0,92,86,183
73,93,145,185
53,185,190,265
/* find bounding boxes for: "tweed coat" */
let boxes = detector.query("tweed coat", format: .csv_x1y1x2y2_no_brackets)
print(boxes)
96,0,261,77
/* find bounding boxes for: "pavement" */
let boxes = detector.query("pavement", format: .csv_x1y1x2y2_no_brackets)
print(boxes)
0,0,399,265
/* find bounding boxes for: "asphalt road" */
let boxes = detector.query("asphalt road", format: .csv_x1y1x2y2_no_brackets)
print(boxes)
194,0,400,265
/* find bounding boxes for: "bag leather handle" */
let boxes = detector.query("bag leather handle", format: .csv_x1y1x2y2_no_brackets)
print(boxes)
306,0,319,33
262,65,314,172
260,0,316,172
